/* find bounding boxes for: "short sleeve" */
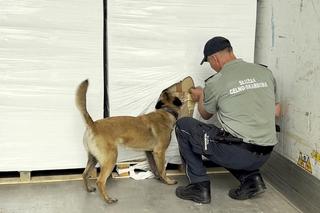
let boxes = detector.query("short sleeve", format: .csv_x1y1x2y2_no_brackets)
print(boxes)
203,79,219,114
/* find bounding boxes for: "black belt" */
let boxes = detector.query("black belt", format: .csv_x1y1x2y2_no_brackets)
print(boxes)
237,142,273,155
213,130,274,155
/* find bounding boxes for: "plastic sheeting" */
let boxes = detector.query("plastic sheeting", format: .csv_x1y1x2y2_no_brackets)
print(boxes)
0,0,256,171
109,0,257,163
0,0,103,171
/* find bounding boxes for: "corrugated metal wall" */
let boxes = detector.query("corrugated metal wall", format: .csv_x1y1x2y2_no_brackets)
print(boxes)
255,0,320,180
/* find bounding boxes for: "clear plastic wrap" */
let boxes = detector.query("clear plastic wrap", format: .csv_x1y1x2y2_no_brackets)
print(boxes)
0,0,256,171
0,0,103,171
109,0,257,163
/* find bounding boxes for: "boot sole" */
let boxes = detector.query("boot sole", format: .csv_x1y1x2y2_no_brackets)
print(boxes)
229,188,265,200
176,192,211,204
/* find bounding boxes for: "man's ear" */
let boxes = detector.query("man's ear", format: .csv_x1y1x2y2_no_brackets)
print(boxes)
155,100,164,109
173,97,182,107
213,55,221,67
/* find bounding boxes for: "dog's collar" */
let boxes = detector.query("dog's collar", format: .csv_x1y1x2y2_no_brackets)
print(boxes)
161,107,179,120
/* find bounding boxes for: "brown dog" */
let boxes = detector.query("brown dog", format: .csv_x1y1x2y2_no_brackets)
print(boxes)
75,79,182,204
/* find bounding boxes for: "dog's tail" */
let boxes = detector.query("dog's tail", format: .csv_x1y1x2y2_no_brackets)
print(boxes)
75,79,95,129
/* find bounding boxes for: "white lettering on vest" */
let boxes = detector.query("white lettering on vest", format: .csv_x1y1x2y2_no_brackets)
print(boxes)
230,80,268,95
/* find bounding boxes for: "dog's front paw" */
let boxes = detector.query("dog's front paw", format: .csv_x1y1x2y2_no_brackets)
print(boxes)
106,197,118,204
165,178,178,185
87,187,96,193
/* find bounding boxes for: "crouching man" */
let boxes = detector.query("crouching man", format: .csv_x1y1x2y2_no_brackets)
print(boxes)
175,36,281,204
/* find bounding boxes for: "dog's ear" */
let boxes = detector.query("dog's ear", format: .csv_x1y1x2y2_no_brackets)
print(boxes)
163,90,170,100
173,97,182,107
155,100,164,109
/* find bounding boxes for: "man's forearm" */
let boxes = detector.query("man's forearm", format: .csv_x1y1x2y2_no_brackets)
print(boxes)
198,95,213,120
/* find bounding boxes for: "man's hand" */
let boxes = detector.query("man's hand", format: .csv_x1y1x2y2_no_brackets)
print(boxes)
189,86,213,120
189,86,204,102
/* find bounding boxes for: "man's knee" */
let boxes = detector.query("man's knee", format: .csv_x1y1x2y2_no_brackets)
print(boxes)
175,117,197,146
176,117,198,130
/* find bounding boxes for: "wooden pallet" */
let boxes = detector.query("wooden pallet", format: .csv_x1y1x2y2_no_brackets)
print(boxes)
111,166,229,179
0,169,97,185
0,163,228,185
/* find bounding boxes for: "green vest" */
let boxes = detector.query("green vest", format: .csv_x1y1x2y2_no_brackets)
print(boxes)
203,59,279,146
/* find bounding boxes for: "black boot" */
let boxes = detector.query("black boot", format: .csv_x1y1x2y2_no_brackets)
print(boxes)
229,174,266,200
176,181,211,204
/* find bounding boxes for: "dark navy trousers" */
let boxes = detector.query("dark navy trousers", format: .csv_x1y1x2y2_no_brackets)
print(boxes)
175,117,271,184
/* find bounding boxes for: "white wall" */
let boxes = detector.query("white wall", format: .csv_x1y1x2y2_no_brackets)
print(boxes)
255,0,320,179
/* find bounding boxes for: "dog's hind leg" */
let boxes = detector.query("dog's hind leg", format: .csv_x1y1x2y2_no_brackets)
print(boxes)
96,152,118,204
153,147,177,185
82,153,97,192
145,151,161,179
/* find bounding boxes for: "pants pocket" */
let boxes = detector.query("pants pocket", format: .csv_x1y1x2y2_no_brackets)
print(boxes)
193,123,219,155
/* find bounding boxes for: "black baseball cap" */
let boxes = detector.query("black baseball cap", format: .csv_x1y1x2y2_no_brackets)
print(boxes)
200,36,232,65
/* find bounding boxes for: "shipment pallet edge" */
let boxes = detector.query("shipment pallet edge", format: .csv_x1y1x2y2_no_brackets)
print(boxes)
0,163,228,185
